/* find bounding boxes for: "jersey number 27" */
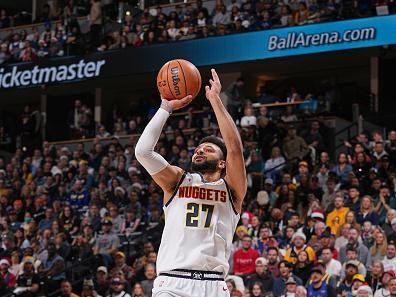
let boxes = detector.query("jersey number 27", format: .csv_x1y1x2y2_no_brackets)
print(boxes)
186,203,214,228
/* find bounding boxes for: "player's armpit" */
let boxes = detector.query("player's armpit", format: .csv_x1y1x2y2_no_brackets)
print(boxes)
152,165,184,197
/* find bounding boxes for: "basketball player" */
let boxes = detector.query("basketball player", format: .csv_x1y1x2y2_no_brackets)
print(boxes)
135,69,247,297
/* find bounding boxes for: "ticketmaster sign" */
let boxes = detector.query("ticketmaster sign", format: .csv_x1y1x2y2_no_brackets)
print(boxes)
0,59,105,89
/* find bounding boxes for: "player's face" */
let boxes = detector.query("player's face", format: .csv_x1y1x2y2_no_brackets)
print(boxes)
191,143,224,173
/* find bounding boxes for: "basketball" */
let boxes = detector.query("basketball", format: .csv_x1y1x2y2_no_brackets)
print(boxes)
157,59,202,101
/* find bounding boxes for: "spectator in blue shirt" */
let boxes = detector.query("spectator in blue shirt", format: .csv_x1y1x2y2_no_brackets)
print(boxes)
68,179,90,211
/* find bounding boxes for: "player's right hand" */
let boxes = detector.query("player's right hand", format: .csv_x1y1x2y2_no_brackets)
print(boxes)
161,95,193,112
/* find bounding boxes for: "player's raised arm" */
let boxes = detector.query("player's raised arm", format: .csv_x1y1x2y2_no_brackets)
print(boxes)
135,96,192,200
205,69,247,213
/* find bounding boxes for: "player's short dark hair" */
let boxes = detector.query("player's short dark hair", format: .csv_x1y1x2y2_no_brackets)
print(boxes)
199,136,227,160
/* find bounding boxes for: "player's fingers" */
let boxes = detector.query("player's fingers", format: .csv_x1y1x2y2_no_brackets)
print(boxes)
205,86,210,92
211,68,219,82
180,95,192,101
209,79,214,85
179,95,192,106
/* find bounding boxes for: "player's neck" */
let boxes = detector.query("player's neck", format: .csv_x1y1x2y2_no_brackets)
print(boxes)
200,171,222,183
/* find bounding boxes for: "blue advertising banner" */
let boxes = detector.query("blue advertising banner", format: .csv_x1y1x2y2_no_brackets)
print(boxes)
1,15,396,90
163,14,396,66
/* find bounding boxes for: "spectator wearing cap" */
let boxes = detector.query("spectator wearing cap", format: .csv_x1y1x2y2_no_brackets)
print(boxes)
280,276,298,297
14,256,40,297
357,285,373,297
340,245,366,279
233,235,260,279
357,195,379,226
382,241,396,272
246,257,274,293
294,160,310,185
7,206,22,232
339,227,371,266
0,258,16,289
114,251,134,283
284,232,316,265
351,274,366,294
241,212,252,230
263,178,278,207
81,278,100,297
94,266,110,297
307,266,336,297
376,271,395,297
317,230,338,259
321,247,342,279
273,260,303,296
93,218,119,267
326,195,350,235
107,277,131,297
233,225,248,250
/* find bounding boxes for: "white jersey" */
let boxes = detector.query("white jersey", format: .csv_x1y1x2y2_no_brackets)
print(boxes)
156,172,240,276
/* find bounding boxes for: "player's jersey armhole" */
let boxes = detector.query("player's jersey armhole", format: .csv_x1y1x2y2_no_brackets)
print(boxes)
164,171,187,207
223,178,239,215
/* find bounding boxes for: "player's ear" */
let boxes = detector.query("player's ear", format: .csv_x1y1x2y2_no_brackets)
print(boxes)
218,160,226,170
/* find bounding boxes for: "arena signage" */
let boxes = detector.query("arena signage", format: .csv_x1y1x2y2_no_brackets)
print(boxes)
1,15,396,91
0,59,105,89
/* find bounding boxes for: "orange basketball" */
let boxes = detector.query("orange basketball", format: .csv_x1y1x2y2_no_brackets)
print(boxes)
157,59,201,101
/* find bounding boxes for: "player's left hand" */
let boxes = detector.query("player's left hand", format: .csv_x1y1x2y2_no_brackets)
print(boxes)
205,69,222,100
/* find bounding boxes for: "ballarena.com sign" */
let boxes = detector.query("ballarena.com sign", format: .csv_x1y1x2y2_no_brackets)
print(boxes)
0,59,106,89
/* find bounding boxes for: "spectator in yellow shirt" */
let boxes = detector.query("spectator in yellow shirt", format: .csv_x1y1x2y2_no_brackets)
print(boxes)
326,195,349,235
284,232,316,264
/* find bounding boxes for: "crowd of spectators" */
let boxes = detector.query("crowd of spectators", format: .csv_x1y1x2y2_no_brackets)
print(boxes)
1,79,396,297
1,0,396,64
